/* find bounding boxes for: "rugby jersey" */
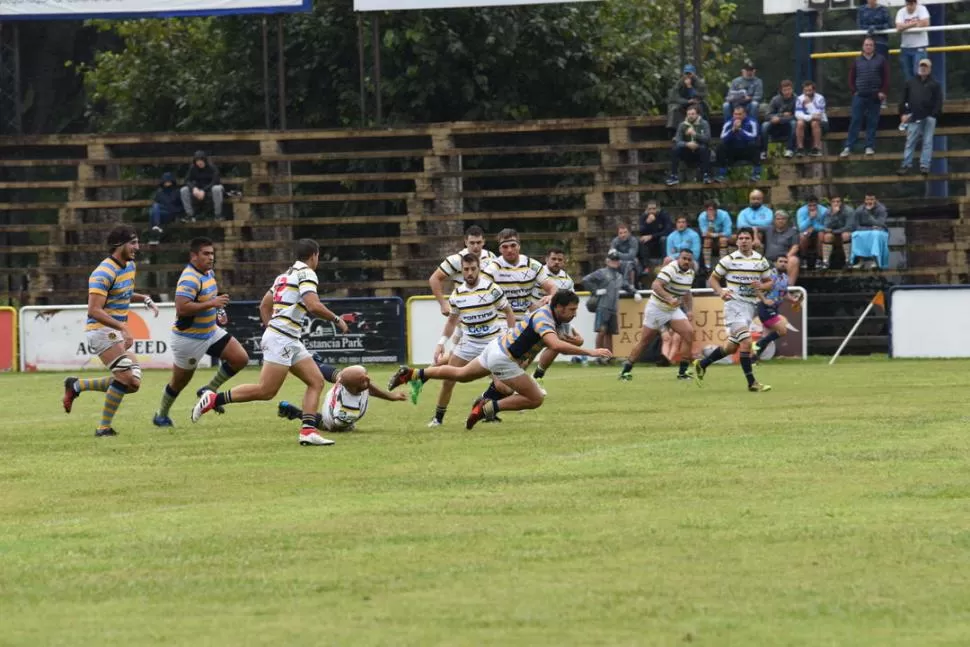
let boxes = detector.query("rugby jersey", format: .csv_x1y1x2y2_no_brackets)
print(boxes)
267,260,318,339
650,260,695,312
448,276,510,341
321,383,369,432
763,268,789,306
172,263,219,340
534,267,573,298
713,250,772,304
85,256,136,331
498,303,558,365
438,247,496,283
482,254,550,319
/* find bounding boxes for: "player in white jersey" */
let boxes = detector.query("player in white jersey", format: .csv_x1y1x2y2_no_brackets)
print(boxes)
619,248,696,381
428,253,516,427
278,363,406,432
482,228,556,318
692,227,774,392
428,225,496,317
531,247,580,388
191,239,351,445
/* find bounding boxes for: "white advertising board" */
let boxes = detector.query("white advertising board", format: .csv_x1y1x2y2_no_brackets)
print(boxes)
356,0,598,11
1,0,309,20
890,287,970,358
19,303,212,372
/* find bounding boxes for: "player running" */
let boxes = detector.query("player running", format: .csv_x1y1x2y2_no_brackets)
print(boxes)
753,254,801,362
619,248,696,382
428,225,495,317
387,290,611,429
191,239,350,446
530,247,575,388
62,225,159,437
427,253,515,427
152,237,249,427
691,227,774,392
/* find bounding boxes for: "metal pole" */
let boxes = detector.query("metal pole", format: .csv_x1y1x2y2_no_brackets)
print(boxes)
262,17,271,130
928,4,947,198
357,14,367,127
678,0,686,72
372,14,382,125
691,0,701,67
829,302,874,365
800,23,970,39
11,23,20,133
276,15,287,131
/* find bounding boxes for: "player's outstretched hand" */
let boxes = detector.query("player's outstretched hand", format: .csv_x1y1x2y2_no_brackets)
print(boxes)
590,347,613,359
390,391,408,402
335,318,350,334
439,303,451,317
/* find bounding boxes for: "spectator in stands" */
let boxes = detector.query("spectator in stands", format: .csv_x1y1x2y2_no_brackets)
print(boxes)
820,195,856,270
637,200,674,272
181,150,225,221
796,195,829,270
716,105,762,183
666,64,709,133
840,37,889,158
722,62,763,124
898,58,943,176
764,210,800,284
761,80,797,160
664,215,702,264
736,189,773,248
795,80,828,157
609,221,640,284
698,199,732,270
148,172,185,245
858,0,892,60
851,192,890,270
896,0,931,81
582,250,641,362
667,105,712,186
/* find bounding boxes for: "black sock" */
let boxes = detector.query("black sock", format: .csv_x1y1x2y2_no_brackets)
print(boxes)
757,331,780,352
678,360,689,375
533,366,546,379
435,406,446,423
165,384,179,398
482,383,503,401
317,362,339,383
700,347,726,369
621,360,633,373
417,368,427,383
301,413,319,431
214,391,232,407
739,352,756,387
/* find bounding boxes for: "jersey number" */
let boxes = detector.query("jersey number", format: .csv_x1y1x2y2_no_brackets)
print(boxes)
272,279,288,304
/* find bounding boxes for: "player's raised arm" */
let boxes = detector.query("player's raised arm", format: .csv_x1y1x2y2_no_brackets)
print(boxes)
428,267,452,316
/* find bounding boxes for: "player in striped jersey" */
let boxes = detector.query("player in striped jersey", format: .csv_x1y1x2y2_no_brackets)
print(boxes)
152,237,249,427
619,248,697,381
62,225,159,437
428,225,495,317
428,253,516,427
531,247,579,387
387,290,611,429
482,228,556,320
192,239,350,446
692,227,774,392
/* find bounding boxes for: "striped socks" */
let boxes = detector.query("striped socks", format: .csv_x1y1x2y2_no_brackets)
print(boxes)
206,361,239,392
77,376,111,393
98,381,127,431
158,384,179,417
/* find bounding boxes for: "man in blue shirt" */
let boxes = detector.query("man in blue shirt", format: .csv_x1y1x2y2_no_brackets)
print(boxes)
697,199,733,271
716,105,762,183
664,215,702,264
858,0,892,59
796,195,830,270
735,189,773,249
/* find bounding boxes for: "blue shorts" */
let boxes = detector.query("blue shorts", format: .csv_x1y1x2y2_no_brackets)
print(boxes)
594,309,619,335
758,303,781,325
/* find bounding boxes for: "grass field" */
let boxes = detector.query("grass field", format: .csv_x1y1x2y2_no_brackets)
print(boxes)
3,357,970,646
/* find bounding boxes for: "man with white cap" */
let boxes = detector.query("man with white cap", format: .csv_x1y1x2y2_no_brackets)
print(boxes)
897,57,942,176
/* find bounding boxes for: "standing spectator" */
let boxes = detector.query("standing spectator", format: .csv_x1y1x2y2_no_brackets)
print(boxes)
896,0,931,81
851,192,890,270
840,37,889,158
761,80,797,160
181,150,225,221
796,195,829,270
610,221,640,284
735,189,774,248
664,215,702,264
858,0,892,60
666,64,709,132
795,80,828,157
763,210,800,285
637,200,674,271
582,250,641,361
715,105,762,183
722,63,764,124
147,172,185,245
898,58,943,176
820,196,856,270
698,199,732,270
667,105,712,186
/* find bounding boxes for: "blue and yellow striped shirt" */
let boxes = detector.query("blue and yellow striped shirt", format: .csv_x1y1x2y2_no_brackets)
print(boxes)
173,263,219,340
497,304,559,365
86,256,136,331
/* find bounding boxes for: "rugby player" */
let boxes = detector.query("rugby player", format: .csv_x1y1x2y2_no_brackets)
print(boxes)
428,225,495,317
531,247,576,387
753,254,801,362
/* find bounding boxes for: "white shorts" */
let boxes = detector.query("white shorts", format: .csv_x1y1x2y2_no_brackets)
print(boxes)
85,328,126,357
724,299,758,331
261,328,312,367
171,327,228,370
478,338,526,381
642,301,687,331
454,335,492,362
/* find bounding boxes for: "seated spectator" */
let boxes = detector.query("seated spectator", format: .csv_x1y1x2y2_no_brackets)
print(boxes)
796,195,829,270
722,62,763,124
795,80,828,157
667,105,712,186
664,215,702,264
763,210,800,284
820,195,856,270
610,221,640,284
840,37,888,158
859,0,892,59
761,80,796,160
897,58,942,176
666,64,709,133
735,189,773,248
850,192,890,270
637,200,674,272
181,150,225,221
148,172,185,245
715,106,761,183
698,199,732,270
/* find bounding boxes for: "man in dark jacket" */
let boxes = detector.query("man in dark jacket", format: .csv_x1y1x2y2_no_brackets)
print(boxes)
840,37,889,158
637,200,674,270
897,58,943,175
760,80,797,160
665,64,709,131
181,150,225,220
667,105,712,186
582,250,642,361
148,172,185,244
858,0,892,59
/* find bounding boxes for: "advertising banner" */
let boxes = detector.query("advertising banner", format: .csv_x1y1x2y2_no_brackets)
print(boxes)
0,307,15,372
1,0,310,20
356,0,598,11
890,286,970,358
224,297,406,366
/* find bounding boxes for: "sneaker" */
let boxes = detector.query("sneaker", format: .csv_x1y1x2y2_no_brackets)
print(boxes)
196,386,225,414
759,151,767,161
466,399,487,430
63,376,79,413
809,148,823,157
865,147,875,156
819,260,829,270
851,260,866,271
691,359,706,385
783,149,794,158
920,167,930,176
897,166,910,176
800,258,808,270
814,259,824,270
152,413,174,427
748,382,772,393
191,390,217,423
299,431,335,446
839,148,851,158
713,175,727,183
702,174,713,184
427,418,442,428
665,174,680,186
676,373,693,381
277,400,301,421
795,148,806,158
619,370,633,381
388,365,413,391
95,427,118,437
151,225,163,235
750,171,761,183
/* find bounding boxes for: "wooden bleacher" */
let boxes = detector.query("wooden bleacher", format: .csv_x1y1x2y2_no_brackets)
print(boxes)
3,100,970,353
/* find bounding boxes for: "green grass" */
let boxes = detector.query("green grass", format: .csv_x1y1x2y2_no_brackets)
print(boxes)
3,357,970,646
